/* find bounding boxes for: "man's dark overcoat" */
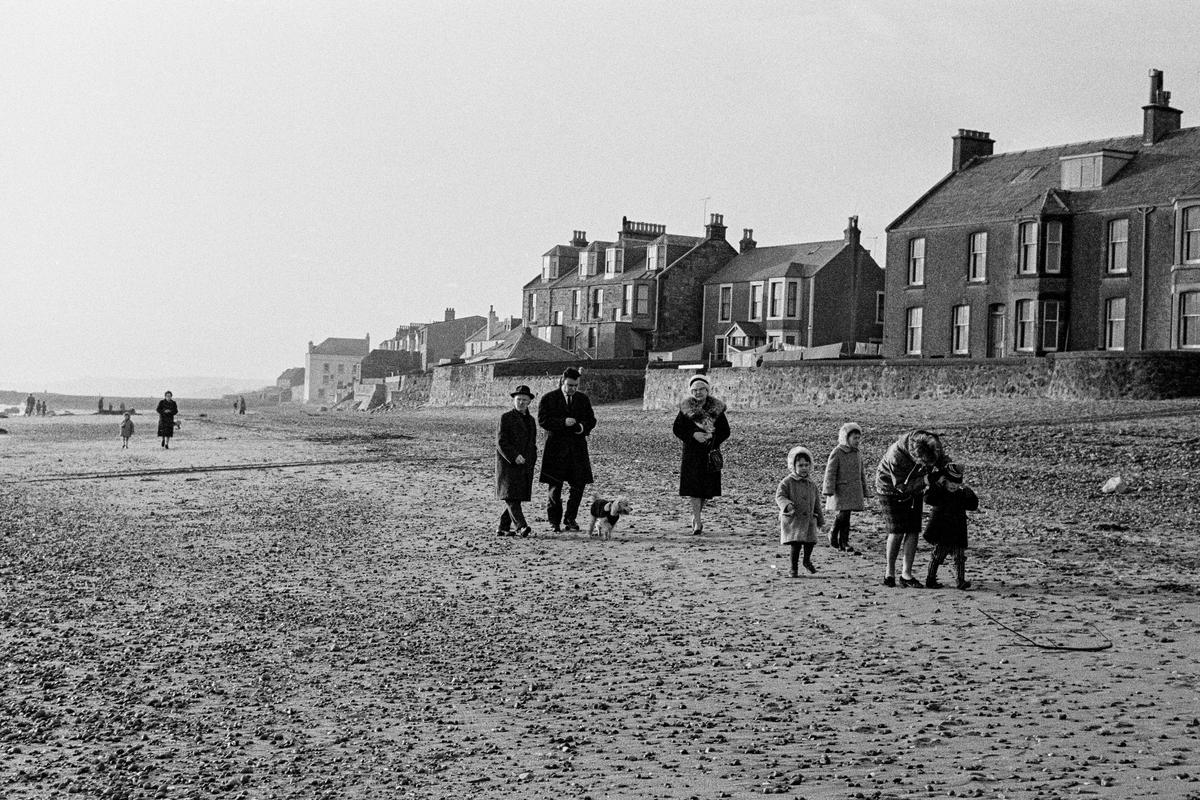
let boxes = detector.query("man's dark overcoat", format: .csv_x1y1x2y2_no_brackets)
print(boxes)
537,389,596,486
495,407,538,501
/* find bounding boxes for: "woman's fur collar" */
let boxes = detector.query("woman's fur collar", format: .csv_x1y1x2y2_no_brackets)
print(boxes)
679,395,726,419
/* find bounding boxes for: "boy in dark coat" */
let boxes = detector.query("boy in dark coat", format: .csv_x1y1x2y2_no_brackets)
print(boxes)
537,368,596,533
923,463,979,589
496,385,538,537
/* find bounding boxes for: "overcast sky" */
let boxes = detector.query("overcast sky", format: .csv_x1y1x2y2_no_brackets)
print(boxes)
3,1,1199,394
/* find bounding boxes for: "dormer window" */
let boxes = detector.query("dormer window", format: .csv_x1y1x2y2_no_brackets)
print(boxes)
605,247,623,276
542,255,558,281
1059,150,1133,190
646,244,664,271
578,251,595,277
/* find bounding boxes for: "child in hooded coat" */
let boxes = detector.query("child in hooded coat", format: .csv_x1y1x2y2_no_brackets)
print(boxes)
922,463,979,589
776,445,825,577
822,422,872,552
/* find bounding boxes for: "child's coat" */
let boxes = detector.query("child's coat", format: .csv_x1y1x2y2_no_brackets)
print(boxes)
822,422,872,511
776,472,824,545
922,483,979,549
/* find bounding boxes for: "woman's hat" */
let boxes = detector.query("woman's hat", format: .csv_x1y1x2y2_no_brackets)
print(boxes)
688,374,710,390
510,385,535,398
940,463,964,483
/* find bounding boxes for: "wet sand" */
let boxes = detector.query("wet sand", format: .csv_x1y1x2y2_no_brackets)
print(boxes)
2,400,1199,799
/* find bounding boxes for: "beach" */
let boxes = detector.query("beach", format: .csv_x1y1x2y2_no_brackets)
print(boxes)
2,400,1199,799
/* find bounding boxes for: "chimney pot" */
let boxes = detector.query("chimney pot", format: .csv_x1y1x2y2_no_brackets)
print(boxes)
739,228,756,253
444,307,455,321
952,129,994,172
1143,68,1182,145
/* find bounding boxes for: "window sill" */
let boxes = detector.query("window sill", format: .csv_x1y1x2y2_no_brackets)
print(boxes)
904,284,925,290
967,279,988,286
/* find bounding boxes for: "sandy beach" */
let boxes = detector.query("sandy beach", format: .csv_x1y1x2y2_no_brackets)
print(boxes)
2,400,1199,799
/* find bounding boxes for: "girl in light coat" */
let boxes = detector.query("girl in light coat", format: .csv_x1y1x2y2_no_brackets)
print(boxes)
776,445,824,578
822,422,872,552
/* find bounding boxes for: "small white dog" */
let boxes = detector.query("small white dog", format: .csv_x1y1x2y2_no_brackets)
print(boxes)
586,495,632,539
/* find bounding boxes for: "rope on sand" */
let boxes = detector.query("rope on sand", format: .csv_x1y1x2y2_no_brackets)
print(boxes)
978,608,1114,652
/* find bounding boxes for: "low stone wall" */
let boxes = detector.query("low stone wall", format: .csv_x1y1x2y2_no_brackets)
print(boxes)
383,374,433,408
427,363,645,407
643,352,1200,410
1047,351,1200,400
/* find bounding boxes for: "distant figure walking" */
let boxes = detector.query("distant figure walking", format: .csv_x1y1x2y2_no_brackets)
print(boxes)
98,397,105,413
538,367,596,533
25,394,34,416
238,396,246,415
156,391,179,449
495,385,537,537
672,374,730,535
120,412,134,449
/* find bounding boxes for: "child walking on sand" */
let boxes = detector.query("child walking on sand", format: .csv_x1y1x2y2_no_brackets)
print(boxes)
120,412,134,449
822,422,872,553
923,463,979,589
776,445,824,578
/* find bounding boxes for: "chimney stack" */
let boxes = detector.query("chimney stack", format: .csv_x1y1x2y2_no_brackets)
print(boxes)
705,212,727,241
1143,68,1182,145
486,305,496,338
739,228,756,253
844,215,861,248
952,129,994,172
444,307,455,322
365,333,370,352
571,230,588,248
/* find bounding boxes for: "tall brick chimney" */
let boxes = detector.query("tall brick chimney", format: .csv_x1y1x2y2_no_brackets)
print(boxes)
739,228,756,253
444,308,455,322
844,216,860,248
705,213,727,241
571,230,588,248
1143,68,1182,145
952,129,994,172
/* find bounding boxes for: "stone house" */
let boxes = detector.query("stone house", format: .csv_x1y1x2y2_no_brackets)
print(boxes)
304,336,369,403
461,306,523,359
884,69,1200,358
275,367,305,403
378,308,487,370
521,214,738,359
701,217,885,361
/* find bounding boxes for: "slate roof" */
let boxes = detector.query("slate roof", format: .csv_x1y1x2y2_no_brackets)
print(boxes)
465,328,576,364
276,367,305,385
706,241,846,284
311,337,369,357
721,321,767,338
890,126,1200,230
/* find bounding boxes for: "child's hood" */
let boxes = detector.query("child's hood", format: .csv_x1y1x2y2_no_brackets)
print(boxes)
786,445,813,474
837,422,861,450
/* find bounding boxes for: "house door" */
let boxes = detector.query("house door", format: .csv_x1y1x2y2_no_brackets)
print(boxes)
987,305,1005,358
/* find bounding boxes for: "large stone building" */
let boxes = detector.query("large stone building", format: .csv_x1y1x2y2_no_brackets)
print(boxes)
701,216,884,361
378,308,487,370
885,69,1200,358
304,335,369,403
521,214,738,359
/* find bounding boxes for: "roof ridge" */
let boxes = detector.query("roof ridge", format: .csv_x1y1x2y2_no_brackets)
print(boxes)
969,127,1200,161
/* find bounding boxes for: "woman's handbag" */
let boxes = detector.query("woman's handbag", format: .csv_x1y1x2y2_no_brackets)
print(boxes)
707,447,724,472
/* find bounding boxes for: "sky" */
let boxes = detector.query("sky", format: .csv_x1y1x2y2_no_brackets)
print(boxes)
3,1,1200,395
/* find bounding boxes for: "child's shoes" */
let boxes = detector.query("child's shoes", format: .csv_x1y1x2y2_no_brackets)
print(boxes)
803,560,817,574
956,580,972,590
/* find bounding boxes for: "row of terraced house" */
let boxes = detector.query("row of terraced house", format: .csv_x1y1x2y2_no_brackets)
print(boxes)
521,68,1200,363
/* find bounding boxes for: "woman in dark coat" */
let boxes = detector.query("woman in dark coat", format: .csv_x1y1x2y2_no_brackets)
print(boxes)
496,385,538,537
672,374,730,535
156,391,179,449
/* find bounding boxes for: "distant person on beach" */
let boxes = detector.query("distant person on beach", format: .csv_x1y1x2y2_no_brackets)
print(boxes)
120,412,134,449
25,394,34,416
538,367,595,533
822,422,873,553
776,445,824,577
495,384,537,537
238,396,246,415
876,430,947,588
922,463,978,590
156,391,179,449
98,397,104,413
672,374,730,535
